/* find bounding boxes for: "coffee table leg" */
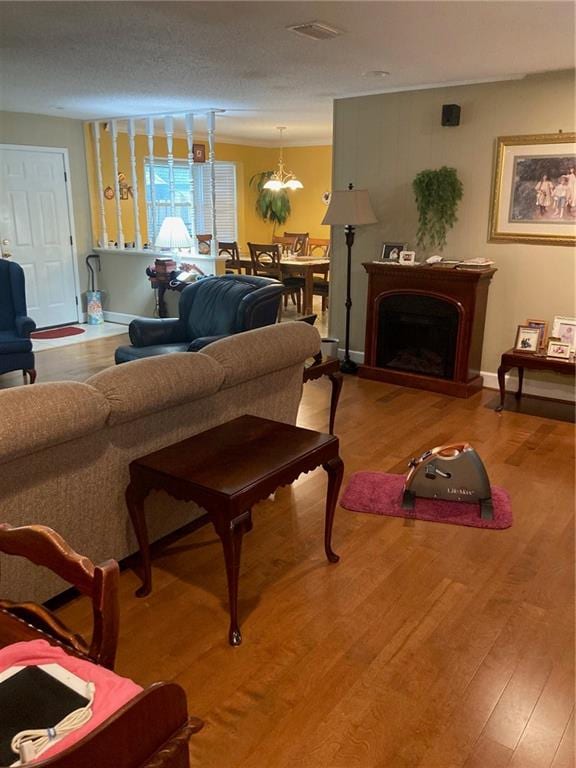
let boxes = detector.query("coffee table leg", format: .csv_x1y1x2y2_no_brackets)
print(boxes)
126,482,152,598
323,457,343,563
214,511,250,646
328,371,343,435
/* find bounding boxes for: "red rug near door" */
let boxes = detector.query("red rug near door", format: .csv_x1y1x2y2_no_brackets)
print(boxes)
31,327,86,340
340,472,512,529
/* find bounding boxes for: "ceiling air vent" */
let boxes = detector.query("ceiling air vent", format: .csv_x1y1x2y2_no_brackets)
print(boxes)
287,21,344,41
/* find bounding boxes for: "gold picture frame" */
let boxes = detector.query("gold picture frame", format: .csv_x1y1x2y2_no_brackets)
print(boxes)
514,325,541,353
488,132,576,246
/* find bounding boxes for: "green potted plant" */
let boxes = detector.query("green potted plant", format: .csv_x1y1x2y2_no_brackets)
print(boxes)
249,171,291,234
412,166,463,251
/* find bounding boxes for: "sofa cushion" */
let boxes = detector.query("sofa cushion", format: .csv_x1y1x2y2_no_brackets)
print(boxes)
86,351,225,426
0,382,110,465
202,322,321,388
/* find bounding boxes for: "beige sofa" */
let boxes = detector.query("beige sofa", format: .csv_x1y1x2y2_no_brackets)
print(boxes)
0,322,320,602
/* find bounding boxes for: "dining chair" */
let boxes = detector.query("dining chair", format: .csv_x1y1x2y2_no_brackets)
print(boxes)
272,235,297,256
307,237,331,259
248,243,302,315
283,232,309,257
219,241,242,274
304,238,331,311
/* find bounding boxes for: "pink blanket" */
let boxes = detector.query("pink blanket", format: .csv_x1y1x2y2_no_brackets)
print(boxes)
0,639,142,763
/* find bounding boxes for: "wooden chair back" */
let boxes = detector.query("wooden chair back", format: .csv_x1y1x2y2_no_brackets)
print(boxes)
218,241,241,269
307,238,331,259
197,233,212,254
283,232,309,257
272,235,296,256
248,243,282,279
0,523,119,669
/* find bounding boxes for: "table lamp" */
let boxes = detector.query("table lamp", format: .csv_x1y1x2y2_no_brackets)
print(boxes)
322,183,377,373
155,217,193,253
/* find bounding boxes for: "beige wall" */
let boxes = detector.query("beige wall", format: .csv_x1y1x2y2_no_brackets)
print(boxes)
0,111,94,296
329,71,575,380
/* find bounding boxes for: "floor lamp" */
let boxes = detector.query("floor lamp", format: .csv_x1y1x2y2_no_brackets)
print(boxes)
322,183,377,374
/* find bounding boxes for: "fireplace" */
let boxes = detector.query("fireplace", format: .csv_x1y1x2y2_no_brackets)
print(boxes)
376,293,460,379
360,264,496,398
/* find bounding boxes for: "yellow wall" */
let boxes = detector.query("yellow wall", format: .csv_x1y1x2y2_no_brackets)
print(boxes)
85,126,331,250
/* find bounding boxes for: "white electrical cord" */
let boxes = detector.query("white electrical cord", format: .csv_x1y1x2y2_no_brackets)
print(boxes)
11,682,95,765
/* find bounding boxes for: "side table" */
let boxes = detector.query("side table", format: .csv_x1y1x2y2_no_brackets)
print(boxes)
303,355,343,434
125,415,344,645
496,348,576,411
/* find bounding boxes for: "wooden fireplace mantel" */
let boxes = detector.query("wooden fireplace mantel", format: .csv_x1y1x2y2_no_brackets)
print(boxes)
360,262,497,397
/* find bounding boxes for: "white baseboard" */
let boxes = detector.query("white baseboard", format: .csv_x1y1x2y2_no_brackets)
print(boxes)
337,348,365,364
338,348,574,403
481,370,575,403
102,311,140,325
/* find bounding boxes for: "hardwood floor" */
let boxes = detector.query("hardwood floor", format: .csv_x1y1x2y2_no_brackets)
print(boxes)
8,335,574,768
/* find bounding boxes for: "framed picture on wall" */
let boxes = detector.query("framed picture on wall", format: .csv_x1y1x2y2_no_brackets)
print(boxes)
488,132,576,246
193,144,206,163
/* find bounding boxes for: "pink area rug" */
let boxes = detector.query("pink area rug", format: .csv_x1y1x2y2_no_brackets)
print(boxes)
32,326,85,340
340,472,512,530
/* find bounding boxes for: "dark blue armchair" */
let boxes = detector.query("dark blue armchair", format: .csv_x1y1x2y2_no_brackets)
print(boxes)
115,274,284,364
0,259,36,384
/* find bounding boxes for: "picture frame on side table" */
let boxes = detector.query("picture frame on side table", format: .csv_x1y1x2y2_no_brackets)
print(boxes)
488,132,576,247
526,318,549,349
546,339,571,360
379,242,406,262
514,325,541,353
551,315,576,351
399,250,416,265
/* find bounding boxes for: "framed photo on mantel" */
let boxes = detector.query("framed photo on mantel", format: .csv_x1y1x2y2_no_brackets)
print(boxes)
489,132,576,247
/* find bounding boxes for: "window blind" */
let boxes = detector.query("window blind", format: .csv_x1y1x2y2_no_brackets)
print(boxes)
144,160,238,243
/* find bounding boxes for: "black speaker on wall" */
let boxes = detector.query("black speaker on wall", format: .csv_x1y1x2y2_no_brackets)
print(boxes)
441,104,461,126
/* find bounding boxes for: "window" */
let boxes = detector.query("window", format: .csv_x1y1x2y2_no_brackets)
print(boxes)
144,159,238,243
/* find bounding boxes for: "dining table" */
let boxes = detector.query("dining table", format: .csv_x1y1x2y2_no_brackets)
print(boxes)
232,255,330,316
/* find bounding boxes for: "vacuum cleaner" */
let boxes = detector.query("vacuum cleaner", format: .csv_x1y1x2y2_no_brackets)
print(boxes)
402,442,493,520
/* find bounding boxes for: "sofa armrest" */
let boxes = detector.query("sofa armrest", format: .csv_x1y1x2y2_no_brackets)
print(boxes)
187,335,229,352
128,318,186,347
15,315,36,338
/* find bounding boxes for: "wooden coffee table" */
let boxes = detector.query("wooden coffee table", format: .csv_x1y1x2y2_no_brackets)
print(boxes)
126,415,344,645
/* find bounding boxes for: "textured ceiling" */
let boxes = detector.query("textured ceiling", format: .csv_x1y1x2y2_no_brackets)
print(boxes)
0,1,574,145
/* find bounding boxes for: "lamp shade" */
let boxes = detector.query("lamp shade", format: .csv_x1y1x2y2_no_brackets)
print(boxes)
321,188,377,226
155,216,193,249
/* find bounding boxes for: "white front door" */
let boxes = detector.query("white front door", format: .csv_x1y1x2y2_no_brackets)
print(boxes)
0,147,78,328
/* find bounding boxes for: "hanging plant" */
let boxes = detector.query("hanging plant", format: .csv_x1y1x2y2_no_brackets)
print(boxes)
249,171,291,233
412,166,463,251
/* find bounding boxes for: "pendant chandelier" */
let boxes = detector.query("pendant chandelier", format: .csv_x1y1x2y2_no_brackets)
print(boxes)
263,127,303,191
